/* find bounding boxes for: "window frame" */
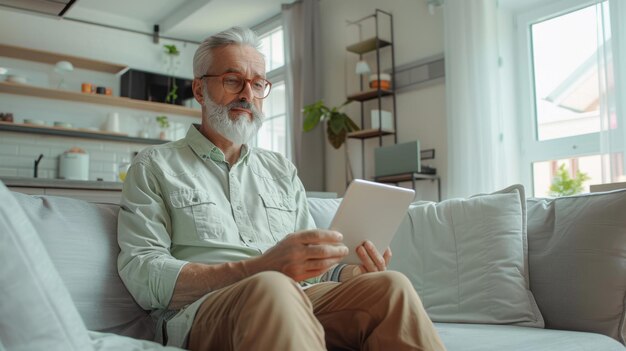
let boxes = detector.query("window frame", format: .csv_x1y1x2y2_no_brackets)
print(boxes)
516,0,620,192
252,16,291,159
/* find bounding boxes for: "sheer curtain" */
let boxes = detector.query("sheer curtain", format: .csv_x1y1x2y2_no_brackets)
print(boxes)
598,0,626,183
443,0,517,198
282,0,325,191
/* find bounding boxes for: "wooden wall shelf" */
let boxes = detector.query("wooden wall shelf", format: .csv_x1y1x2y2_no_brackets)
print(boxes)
347,89,394,102
346,38,392,55
0,44,128,75
0,82,202,118
347,128,395,139
0,121,168,145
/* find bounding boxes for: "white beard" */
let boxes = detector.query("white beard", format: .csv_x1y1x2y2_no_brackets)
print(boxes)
202,86,264,145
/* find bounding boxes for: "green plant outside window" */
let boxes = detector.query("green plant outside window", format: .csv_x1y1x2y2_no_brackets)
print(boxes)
549,164,590,197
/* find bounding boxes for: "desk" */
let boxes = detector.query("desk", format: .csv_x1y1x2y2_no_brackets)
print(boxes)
374,173,441,201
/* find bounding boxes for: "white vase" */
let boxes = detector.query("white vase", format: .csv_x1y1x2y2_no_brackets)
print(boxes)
103,112,120,133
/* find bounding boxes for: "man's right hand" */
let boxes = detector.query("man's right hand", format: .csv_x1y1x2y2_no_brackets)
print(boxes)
252,230,348,282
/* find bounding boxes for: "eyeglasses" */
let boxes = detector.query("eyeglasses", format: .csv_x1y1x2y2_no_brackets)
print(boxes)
198,72,272,99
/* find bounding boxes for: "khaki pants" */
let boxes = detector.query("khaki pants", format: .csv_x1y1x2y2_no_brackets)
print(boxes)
188,271,446,351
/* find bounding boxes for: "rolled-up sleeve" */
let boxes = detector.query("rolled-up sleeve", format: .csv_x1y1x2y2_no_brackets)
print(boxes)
117,156,187,310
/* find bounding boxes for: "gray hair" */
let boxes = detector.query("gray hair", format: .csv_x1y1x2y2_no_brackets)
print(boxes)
193,26,263,78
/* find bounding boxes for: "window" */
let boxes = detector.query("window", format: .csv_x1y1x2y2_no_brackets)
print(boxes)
253,22,289,159
518,0,624,196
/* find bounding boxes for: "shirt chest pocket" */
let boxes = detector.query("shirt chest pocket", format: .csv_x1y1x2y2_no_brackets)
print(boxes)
259,193,297,240
170,190,225,241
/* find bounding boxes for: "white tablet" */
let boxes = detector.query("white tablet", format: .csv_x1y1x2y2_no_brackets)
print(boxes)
330,179,415,264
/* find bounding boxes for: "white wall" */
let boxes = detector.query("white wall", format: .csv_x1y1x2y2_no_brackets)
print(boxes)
319,0,446,199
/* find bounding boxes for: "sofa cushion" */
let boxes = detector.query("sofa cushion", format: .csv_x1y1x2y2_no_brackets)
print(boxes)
0,182,94,351
527,189,626,344
89,331,184,351
388,184,544,327
307,197,341,230
435,322,626,351
11,192,155,341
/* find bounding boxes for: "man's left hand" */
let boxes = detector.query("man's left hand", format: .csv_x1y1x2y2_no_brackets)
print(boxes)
340,241,392,281
356,241,391,273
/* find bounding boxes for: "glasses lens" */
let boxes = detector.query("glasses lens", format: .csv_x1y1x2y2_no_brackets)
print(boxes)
220,73,271,99
222,74,243,94
251,78,271,98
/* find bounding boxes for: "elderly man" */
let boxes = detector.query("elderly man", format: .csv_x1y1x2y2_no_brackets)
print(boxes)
117,26,445,351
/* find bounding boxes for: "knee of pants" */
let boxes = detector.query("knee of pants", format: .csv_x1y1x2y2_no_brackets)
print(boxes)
359,271,417,298
246,271,298,289
242,271,308,305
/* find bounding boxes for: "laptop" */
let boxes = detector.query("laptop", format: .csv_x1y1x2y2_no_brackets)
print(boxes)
329,179,415,264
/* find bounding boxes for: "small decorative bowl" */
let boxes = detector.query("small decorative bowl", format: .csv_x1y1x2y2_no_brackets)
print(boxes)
24,119,46,126
54,121,73,128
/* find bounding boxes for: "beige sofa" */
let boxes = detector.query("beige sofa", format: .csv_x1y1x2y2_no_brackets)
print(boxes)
1,182,625,350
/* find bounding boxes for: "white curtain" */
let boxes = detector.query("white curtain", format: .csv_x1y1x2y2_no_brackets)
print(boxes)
598,0,626,183
443,0,516,198
282,0,325,191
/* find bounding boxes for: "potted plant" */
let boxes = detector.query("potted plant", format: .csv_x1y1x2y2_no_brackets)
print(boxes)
155,115,170,140
164,44,180,56
163,44,180,104
302,100,359,149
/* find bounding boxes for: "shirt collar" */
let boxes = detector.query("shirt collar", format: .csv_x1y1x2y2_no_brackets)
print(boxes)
185,124,251,165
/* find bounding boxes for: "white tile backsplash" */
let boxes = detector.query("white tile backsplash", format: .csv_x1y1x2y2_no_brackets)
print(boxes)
38,158,57,169
18,145,51,157
0,131,152,182
0,167,17,177
0,155,32,168
89,150,117,162
17,168,34,177
0,145,18,156
102,143,132,153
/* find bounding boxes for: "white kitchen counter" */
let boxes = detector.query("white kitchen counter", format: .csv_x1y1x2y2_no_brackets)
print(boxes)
2,176,123,191
3,177,123,203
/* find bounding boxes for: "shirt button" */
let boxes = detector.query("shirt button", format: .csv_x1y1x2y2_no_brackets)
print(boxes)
237,206,242,210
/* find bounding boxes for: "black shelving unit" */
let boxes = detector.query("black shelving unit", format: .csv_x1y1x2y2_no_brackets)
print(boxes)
346,9,397,181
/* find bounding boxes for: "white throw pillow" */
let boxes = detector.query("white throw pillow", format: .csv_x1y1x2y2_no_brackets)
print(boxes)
389,184,544,327
527,189,626,343
0,182,94,351
13,192,156,341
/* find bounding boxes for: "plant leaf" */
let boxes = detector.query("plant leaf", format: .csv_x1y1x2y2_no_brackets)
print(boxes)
329,113,346,134
345,116,360,132
327,123,347,149
303,109,322,132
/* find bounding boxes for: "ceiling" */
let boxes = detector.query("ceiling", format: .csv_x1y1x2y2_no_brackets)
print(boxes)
0,0,296,43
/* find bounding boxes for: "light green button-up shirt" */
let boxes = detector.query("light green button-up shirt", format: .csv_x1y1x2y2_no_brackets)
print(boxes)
117,125,317,346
